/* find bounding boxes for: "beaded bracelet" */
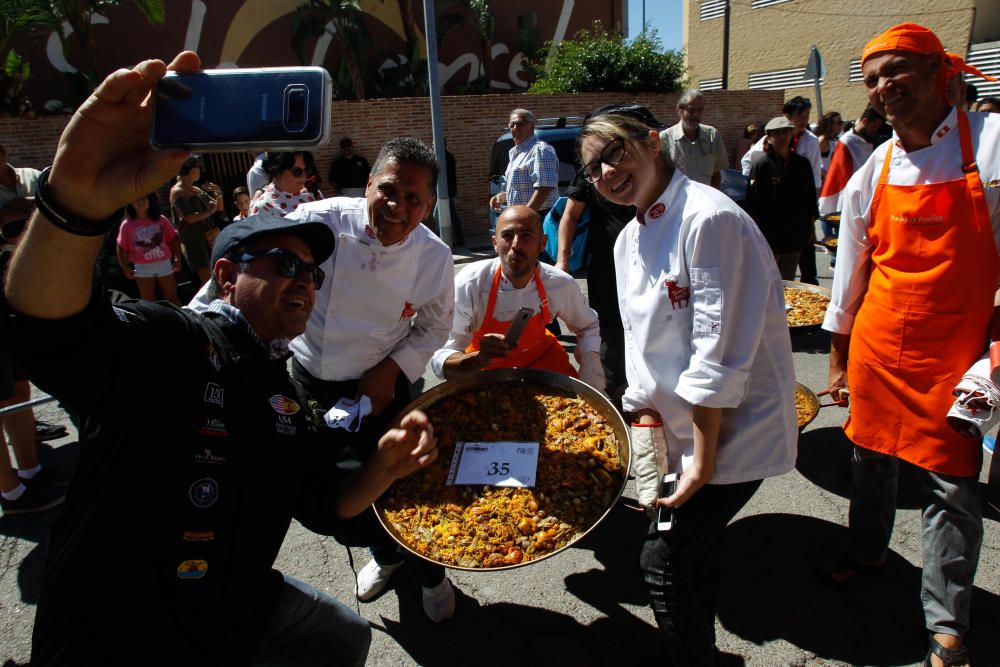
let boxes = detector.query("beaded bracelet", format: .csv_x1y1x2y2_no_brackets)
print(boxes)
33,166,120,237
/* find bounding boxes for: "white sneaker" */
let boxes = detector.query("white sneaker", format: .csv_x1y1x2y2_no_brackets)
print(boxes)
355,559,403,601
421,577,456,622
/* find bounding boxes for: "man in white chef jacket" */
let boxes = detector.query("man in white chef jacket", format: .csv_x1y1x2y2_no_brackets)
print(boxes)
287,136,457,622
431,205,605,388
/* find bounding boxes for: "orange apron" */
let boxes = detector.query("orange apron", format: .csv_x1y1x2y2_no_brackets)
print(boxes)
466,265,578,377
845,110,998,477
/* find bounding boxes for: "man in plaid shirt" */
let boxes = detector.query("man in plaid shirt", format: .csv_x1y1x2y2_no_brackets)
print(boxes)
490,108,559,220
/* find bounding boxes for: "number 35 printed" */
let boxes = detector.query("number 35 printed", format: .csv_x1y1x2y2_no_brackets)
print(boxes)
487,461,510,476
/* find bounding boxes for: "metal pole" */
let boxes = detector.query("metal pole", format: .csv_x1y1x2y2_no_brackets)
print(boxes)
422,0,453,247
642,0,646,31
721,0,731,90
0,394,57,416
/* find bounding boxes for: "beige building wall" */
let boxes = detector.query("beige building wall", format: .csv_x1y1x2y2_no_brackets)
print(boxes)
686,0,977,122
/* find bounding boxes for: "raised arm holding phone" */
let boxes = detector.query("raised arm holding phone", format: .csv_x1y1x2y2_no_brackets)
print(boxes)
5,52,439,665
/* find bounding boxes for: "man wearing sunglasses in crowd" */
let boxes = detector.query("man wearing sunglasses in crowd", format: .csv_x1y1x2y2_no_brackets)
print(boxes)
489,108,560,228
4,52,440,664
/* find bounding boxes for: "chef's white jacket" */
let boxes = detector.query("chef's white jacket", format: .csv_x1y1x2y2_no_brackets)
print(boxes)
430,257,601,378
741,129,823,188
823,109,1000,335
615,170,797,484
286,197,455,382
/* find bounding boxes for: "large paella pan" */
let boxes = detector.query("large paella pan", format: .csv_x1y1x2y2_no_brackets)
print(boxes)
376,369,630,571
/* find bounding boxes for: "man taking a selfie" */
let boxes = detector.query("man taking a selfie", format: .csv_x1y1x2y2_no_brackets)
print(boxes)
4,52,439,665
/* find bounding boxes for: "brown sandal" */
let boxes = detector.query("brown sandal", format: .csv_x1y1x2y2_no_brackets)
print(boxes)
819,550,887,585
923,635,970,666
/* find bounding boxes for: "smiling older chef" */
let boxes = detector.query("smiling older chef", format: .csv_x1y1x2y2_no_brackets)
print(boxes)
822,23,1000,667
431,205,604,387
285,137,457,623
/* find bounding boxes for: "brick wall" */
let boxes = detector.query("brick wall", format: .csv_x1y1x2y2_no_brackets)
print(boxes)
0,89,782,246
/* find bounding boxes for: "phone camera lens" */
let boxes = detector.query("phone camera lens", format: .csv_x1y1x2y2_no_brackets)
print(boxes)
283,85,309,132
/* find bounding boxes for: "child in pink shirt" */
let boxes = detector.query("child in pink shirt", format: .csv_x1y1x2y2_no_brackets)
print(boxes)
117,194,182,305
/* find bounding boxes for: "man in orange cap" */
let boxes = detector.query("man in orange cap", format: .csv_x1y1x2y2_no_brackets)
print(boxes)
823,22,1000,667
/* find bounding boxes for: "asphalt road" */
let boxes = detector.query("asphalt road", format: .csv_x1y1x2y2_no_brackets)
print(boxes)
1,249,998,666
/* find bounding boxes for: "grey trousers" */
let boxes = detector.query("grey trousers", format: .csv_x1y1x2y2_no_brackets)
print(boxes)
847,445,983,636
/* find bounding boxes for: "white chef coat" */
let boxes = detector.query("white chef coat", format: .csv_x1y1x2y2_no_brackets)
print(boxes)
289,197,454,382
823,109,1000,335
817,128,875,217
615,169,797,484
430,257,601,378
741,129,823,188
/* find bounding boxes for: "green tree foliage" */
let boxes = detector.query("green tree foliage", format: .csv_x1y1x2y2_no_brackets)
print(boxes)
292,0,369,100
529,23,684,95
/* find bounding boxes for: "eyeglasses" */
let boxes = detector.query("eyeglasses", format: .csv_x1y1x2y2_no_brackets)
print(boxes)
235,248,325,289
508,121,529,130
580,136,630,184
288,167,306,177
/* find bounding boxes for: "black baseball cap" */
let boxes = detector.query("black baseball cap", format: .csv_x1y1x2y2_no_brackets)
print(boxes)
210,213,335,268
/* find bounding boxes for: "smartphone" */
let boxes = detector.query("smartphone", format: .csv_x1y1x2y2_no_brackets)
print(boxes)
151,67,332,151
504,307,534,347
656,473,678,532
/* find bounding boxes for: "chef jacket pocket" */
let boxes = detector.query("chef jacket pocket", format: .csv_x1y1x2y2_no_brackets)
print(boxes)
690,267,722,337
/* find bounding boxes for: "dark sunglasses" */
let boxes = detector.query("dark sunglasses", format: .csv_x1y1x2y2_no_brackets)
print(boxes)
235,248,325,289
288,167,306,177
580,136,629,184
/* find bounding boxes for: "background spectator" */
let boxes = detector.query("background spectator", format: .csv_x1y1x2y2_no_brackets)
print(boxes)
329,136,370,197
116,193,182,305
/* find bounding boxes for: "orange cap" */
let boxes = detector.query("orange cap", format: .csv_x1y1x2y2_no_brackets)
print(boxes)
861,23,944,67
945,52,998,82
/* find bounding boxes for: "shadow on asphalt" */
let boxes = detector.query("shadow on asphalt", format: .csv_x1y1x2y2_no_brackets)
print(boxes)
0,439,79,606
797,427,1000,520
789,328,831,354
373,503,674,666
718,513,1000,666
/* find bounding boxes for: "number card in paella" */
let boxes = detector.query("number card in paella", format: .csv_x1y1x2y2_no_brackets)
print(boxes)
447,441,540,487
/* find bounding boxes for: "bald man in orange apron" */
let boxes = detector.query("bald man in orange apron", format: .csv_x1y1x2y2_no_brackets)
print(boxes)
823,24,1000,667
431,205,606,390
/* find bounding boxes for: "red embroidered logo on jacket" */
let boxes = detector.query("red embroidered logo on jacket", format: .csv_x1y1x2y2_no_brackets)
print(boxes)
648,203,666,219
664,280,690,309
400,302,416,319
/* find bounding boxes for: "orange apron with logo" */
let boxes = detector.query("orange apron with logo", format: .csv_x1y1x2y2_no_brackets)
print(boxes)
466,265,578,377
845,110,998,477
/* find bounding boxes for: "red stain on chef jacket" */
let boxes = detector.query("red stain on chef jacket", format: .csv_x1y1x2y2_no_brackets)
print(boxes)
665,280,690,309
400,302,416,320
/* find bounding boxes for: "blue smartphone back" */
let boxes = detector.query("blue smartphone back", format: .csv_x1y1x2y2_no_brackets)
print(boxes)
151,67,331,151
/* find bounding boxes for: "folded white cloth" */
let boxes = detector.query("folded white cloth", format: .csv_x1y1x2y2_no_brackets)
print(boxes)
947,347,1000,439
323,395,373,432
629,423,669,509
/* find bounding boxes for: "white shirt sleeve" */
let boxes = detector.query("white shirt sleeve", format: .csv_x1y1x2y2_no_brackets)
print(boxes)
673,210,774,408
823,164,876,334
388,249,455,382
430,264,481,379
546,267,602,355
740,137,764,177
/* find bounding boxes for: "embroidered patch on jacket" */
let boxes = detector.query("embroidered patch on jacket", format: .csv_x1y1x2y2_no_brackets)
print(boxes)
664,280,691,309
189,478,219,509
193,447,226,464
269,395,300,415
648,203,666,219
177,559,208,579
182,530,214,542
203,383,224,406
196,420,229,438
400,301,416,319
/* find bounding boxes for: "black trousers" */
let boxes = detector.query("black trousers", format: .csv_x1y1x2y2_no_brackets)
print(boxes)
639,480,762,666
290,359,444,587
